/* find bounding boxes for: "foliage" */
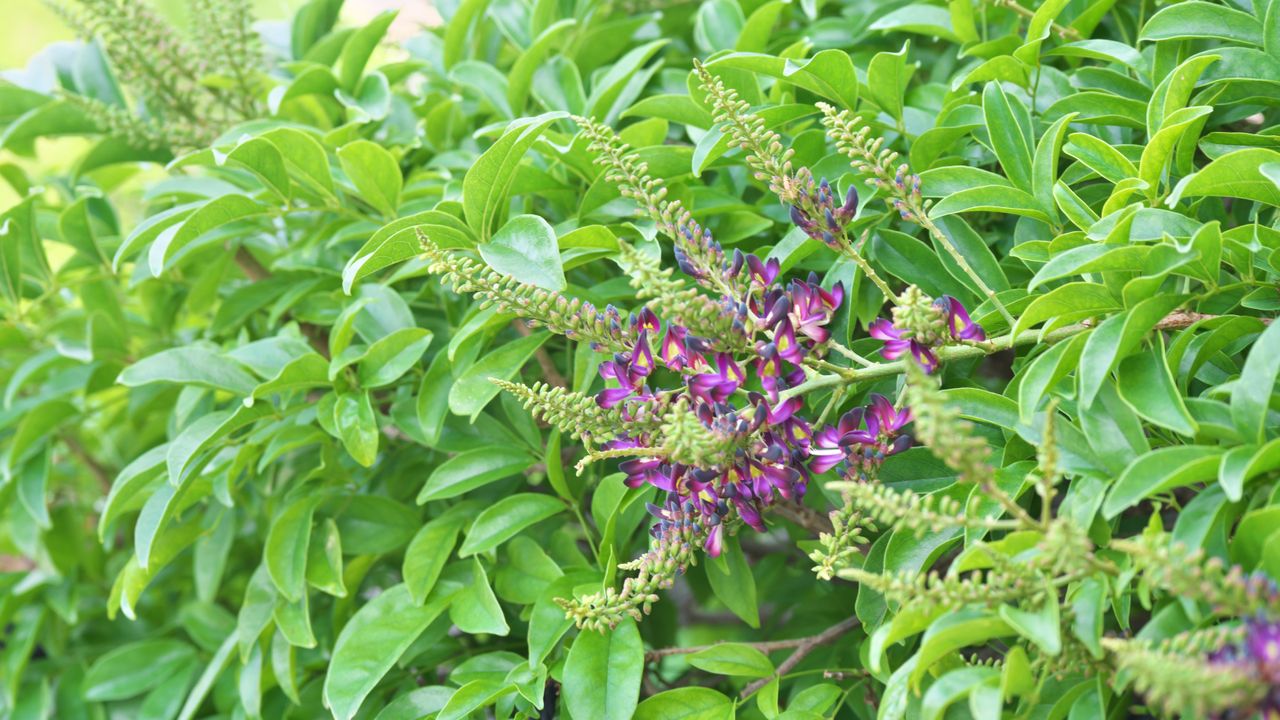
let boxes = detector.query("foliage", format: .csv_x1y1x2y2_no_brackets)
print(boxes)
3,0,1280,718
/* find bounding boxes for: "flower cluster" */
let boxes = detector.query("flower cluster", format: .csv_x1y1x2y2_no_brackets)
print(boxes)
789,179,859,250
810,394,911,477
592,242,844,556
869,286,985,372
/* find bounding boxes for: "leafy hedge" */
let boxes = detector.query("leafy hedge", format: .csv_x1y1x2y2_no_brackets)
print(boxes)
3,0,1280,718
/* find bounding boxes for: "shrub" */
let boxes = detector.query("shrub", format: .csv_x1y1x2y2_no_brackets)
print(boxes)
3,0,1280,718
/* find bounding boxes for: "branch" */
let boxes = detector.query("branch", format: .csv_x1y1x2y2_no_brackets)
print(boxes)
645,616,860,662
740,616,861,698
234,247,330,358
772,500,834,536
989,0,1082,40
512,320,569,388
786,311,1267,401
62,433,113,493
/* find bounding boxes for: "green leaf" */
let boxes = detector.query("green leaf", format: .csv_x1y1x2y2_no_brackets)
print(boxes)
1115,341,1197,437
338,10,397,90
448,331,551,419
705,50,859,110
563,618,644,720
1140,2,1262,46
458,493,564,557
404,513,465,605
357,327,433,388
634,687,734,720
265,495,320,603
1172,148,1280,208
417,446,534,503
118,346,257,395
869,4,960,41
687,643,774,678
85,641,195,701
928,185,1051,222
463,113,566,242
1232,319,1280,443
343,212,474,293
998,585,1061,655
1077,295,1184,407
145,194,268,275
921,667,1000,720
438,680,513,720
705,535,760,628
337,140,402,217
508,20,577,113
867,42,913,123
1102,446,1224,519
1220,439,1280,502
1137,106,1212,199
449,559,509,635
324,584,454,720
1013,281,1116,335
982,82,1034,192
910,609,1013,688
333,390,378,467
480,215,566,290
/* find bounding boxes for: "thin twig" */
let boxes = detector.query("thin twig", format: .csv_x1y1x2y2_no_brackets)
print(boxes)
512,320,570,388
772,500,835,536
234,247,330,358
645,616,860,662
62,433,113,493
739,617,862,698
781,310,1265,401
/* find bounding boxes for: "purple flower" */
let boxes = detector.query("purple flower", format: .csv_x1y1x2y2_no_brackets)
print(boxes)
688,353,744,404
810,395,911,475
772,319,804,364
868,318,939,372
937,295,985,342
788,277,843,344
790,179,859,248
747,254,780,288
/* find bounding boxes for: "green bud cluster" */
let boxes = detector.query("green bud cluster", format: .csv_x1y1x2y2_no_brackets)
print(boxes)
830,480,1015,537
559,512,703,632
1121,537,1280,618
659,398,742,469
694,61,805,205
839,564,1044,613
892,286,948,347
490,380,662,443
577,117,735,294
1102,638,1265,718
905,362,994,486
51,0,262,150
809,495,872,581
420,231,634,352
617,242,750,351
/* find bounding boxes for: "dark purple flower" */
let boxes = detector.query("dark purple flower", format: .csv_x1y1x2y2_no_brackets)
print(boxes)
688,353,744,404
810,395,911,475
866,393,912,436
790,179,859,248
937,296,985,342
747,254,780,288
631,306,660,334
772,319,804,364
788,278,843,344
868,318,939,372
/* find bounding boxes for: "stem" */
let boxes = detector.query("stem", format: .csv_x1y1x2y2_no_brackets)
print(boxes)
645,616,859,663
915,211,1017,328
780,310,1252,402
739,617,861,698
990,0,1082,40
